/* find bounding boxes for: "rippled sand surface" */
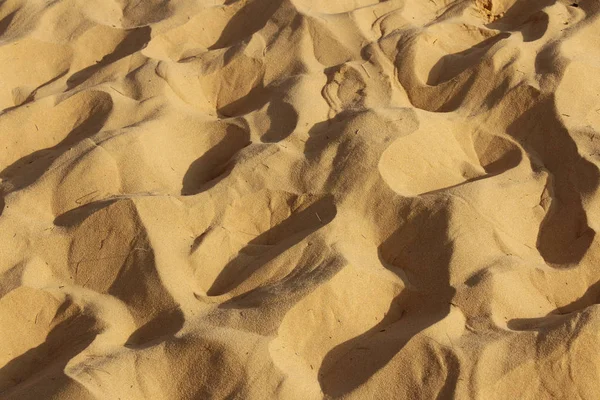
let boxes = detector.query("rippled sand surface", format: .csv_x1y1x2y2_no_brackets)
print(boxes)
1,0,600,399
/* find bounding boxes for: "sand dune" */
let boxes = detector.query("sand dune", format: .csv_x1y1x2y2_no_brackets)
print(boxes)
1,0,600,398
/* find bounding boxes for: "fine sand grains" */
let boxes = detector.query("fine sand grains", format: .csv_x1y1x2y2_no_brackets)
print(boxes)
1,0,600,399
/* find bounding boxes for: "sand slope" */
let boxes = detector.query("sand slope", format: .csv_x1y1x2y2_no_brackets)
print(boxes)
1,0,600,398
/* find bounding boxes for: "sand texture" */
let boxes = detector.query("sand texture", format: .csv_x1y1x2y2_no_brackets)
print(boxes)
1,0,600,398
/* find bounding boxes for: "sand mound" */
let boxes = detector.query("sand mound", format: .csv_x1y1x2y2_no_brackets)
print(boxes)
2,0,600,398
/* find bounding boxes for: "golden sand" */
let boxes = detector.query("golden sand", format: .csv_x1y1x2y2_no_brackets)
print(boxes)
1,0,600,398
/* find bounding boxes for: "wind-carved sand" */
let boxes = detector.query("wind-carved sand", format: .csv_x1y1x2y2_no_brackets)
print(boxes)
1,0,600,399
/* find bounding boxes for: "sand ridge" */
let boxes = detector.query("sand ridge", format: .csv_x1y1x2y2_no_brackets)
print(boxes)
1,0,600,398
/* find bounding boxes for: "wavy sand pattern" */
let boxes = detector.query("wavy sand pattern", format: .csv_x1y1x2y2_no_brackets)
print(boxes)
1,0,600,398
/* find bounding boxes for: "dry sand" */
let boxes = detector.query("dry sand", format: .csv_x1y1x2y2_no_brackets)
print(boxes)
1,0,600,398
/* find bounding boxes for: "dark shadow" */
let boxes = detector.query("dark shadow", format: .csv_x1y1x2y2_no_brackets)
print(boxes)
303,110,361,161
437,351,462,400
0,97,112,197
506,96,599,266
181,124,250,196
65,199,185,354
217,84,269,117
209,0,284,50
219,254,346,310
478,141,522,175
556,279,600,315
519,11,549,42
508,279,600,331
578,0,600,15
483,77,511,110
0,191,4,217
534,42,565,77
195,256,346,399
319,203,456,397
261,101,298,143
427,33,510,86
206,195,336,296
66,26,151,89
306,111,377,192
394,36,480,113
2,70,69,112
125,307,185,349
0,300,99,398
217,83,298,143
303,109,420,192
190,228,212,254
0,11,16,37
105,232,178,327
53,199,117,227
179,42,240,72
393,1,550,113
486,0,554,42
435,71,478,113
419,135,523,196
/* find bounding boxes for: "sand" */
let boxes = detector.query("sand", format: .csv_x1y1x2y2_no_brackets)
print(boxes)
0,0,600,398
